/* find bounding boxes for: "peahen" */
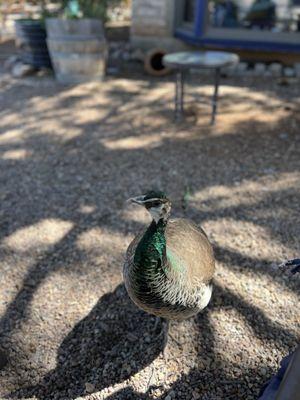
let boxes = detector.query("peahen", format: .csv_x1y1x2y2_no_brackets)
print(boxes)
123,190,215,346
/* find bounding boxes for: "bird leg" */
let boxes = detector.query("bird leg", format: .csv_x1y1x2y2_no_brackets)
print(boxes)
147,319,169,369
146,318,177,392
145,318,169,392
152,316,162,334
161,319,170,361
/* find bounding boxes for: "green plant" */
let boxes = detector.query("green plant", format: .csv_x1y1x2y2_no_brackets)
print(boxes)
7,0,125,21
61,0,123,20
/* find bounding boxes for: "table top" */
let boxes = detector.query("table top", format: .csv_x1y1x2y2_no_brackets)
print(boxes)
163,51,239,69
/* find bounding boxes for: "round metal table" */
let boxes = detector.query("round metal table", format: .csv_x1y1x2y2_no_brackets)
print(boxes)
163,51,239,124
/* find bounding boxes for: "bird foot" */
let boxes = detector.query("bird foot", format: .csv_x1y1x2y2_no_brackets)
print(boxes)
279,259,300,275
162,346,171,364
151,318,177,362
168,332,181,347
146,365,156,390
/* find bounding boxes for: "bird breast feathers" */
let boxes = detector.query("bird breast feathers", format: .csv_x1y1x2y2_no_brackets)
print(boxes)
126,218,215,286
165,219,215,285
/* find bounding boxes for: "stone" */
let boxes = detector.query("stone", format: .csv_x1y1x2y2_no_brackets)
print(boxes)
85,382,95,393
269,62,282,77
283,67,295,78
36,68,52,77
222,64,237,77
259,367,268,376
236,62,248,75
264,69,272,77
237,62,248,71
12,62,36,78
294,63,300,78
192,390,201,399
3,55,20,71
254,63,266,75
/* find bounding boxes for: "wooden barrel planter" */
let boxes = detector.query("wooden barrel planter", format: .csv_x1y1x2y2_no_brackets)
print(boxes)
14,19,52,68
45,18,108,83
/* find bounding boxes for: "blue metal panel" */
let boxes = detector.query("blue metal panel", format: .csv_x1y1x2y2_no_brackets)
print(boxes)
177,0,300,54
175,29,300,53
194,0,207,37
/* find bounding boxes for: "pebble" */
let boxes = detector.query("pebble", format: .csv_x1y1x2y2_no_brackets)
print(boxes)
269,62,282,77
259,367,268,376
283,67,295,78
254,63,266,75
11,62,36,78
192,390,201,399
3,55,20,71
295,63,300,77
237,62,248,73
85,382,95,393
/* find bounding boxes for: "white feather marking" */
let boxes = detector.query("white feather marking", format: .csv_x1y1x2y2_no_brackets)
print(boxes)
149,205,163,223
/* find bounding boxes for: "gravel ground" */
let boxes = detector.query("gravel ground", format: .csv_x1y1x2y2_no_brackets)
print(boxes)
0,66,299,400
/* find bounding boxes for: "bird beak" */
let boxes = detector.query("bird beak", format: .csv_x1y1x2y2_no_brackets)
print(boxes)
127,196,146,205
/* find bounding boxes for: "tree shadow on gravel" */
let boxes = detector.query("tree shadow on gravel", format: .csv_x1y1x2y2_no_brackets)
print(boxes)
103,304,281,400
104,280,298,400
213,245,300,294
9,284,163,400
159,284,296,400
0,74,299,399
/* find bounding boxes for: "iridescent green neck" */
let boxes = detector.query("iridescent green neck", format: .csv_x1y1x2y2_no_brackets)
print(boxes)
134,219,167,270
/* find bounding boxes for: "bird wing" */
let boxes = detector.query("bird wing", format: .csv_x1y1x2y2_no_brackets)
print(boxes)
125,228,144,265
165,218,215,286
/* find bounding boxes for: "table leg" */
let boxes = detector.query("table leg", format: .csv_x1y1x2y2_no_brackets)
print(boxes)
175,70,184,121
211,68,220,125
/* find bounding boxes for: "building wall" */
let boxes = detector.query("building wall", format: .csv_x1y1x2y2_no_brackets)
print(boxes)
131,0,189,51
131,0,172,37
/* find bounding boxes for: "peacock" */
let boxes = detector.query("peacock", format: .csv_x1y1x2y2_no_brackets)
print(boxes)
123,190,215,341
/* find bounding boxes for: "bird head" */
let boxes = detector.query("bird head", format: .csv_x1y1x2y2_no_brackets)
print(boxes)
128,190,171,223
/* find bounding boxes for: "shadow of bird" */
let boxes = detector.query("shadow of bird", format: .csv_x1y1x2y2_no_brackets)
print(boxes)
8,284,163,399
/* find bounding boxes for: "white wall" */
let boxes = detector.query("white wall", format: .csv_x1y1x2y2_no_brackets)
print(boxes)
131,0,174,37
